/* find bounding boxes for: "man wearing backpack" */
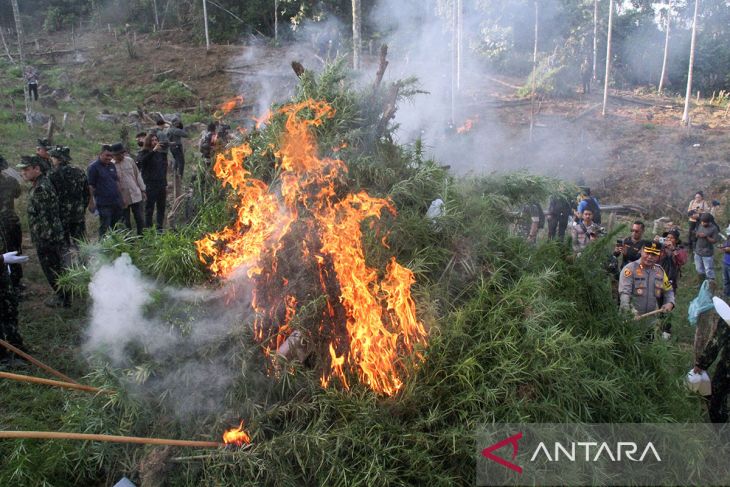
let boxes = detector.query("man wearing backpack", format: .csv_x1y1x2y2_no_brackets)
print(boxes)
571,208,602,255
576,188,601,225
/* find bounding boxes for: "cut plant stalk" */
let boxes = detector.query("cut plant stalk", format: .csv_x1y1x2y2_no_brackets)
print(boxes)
0,371,111,394
0,431,222,448
0,339,80,384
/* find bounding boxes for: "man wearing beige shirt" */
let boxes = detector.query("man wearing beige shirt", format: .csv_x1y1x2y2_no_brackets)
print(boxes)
110,143,146,235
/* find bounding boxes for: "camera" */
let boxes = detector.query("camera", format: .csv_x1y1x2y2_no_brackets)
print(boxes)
658,237,666,244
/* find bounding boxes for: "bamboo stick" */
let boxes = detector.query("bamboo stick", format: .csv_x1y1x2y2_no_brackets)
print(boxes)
0,431,222,448
0,339,80,384
0,371,110,394
634,308,669,321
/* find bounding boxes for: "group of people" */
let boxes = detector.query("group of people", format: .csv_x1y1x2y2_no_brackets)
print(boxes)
519,187,730,422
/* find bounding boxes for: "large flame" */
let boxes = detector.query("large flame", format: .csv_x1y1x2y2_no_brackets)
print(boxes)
196,98,427,396
222,421,251,446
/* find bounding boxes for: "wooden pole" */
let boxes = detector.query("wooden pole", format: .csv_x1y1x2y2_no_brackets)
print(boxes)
0,339,79,385
601,0,614,117
202,0,210,51
352,0,361,69
274,0,279,41
592,0,598,81
0,371,110,394
682,0,700,126
0,431,223,448
634,308,669,321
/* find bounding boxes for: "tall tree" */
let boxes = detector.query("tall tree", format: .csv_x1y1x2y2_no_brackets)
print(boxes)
602,0,614,117
10,0,31,126
352,0,362,69
202,0,210,51
529,0,538,142
593,0,598,81
682,0,700,125
658,2,672,95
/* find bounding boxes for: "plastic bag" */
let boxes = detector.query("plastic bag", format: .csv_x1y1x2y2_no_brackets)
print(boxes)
686,369,712,396
688,280,715,326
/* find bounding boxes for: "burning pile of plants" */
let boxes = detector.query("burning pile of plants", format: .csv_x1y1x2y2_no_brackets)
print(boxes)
1,61,700,486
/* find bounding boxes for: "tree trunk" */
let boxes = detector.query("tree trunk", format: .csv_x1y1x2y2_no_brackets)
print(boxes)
352,0,361,69
529,0,538,143
592,0,598,81
274,0,279,41
682,0,700,126
10,0,32,127
658,4,671,95
456,0,463,91
451,0,457,124
601,0,614,117
152,0,160,31
202,0,210,51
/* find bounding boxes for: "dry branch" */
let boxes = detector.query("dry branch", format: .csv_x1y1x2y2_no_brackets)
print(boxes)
0,339,79,384
373,44,388,88
0,431,222,448
0,371,110,394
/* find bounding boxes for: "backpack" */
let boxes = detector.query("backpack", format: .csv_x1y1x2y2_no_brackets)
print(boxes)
584,197,601,224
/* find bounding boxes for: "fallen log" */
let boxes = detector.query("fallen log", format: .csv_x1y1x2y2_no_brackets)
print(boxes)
0,431,222,448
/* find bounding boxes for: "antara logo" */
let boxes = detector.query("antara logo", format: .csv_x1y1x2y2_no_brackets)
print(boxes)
482,432,523,474
482,433,662,474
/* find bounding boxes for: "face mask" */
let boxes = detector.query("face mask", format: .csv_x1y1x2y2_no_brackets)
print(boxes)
137,140,144,147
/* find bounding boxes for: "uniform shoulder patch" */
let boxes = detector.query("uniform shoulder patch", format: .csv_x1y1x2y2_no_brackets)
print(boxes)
623,268,632,277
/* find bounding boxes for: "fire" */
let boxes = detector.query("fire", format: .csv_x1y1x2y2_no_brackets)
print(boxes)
222,421,251,446
215,95,244,118
456,116,479,133
196,99,428,396
252,110,272,129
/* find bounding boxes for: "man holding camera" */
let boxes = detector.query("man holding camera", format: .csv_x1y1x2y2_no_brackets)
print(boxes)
613,221,648,270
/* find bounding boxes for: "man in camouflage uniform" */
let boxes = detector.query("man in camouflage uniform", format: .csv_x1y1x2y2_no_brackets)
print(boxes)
0,154,24,290
48,146,89,246
618,242,675,335
0,250,29,367
35,139,52,174
16,156,69,308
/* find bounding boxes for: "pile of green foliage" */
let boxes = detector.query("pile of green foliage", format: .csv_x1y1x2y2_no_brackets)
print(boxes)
1,61,700,486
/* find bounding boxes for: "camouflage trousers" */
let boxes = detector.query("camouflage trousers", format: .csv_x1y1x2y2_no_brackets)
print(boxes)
0,213,23,288
65,219,86,246
37,244,69,305
0,272,23,358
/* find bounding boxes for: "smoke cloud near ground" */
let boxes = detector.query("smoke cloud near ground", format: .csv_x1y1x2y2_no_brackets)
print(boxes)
85,253,255,417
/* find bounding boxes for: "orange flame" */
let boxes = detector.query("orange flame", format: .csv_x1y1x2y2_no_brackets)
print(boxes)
222,421,251,446
456,116,479,133
252,110,272,129
196,98,428,396
215,95,244,119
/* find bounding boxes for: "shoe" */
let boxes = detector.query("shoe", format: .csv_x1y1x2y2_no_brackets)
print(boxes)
662,332,671,341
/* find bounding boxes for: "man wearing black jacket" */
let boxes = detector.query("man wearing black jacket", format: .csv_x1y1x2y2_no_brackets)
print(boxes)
136,133,168,231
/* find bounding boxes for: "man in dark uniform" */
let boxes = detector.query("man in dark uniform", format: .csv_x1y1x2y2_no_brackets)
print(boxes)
48,146,90,246
613,221,648,269
546,192,571,240
35,139,52,174
0,154,24,290
0,250,29,367
16,156,69,308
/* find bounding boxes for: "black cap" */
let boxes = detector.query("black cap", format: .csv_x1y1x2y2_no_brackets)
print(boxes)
662,228,681,245
37,138,51,149
135,131,147,138
49,146,72,162
109,142,125,155
101,144,113,152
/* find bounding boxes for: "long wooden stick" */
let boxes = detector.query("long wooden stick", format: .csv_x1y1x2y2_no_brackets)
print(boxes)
0,371,110,394
634,308,668,321
0,339,79,384
0,431,222,448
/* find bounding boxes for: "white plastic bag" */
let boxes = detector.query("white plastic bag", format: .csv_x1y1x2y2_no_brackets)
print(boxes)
686,369,712,396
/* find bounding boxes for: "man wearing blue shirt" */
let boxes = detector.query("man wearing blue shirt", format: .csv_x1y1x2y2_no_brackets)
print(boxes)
87,145,124,238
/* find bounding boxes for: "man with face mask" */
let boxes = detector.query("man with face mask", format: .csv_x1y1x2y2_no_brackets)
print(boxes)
619,242,675,329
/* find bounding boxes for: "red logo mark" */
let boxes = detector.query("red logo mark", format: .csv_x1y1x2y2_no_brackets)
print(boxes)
481,432,523,474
